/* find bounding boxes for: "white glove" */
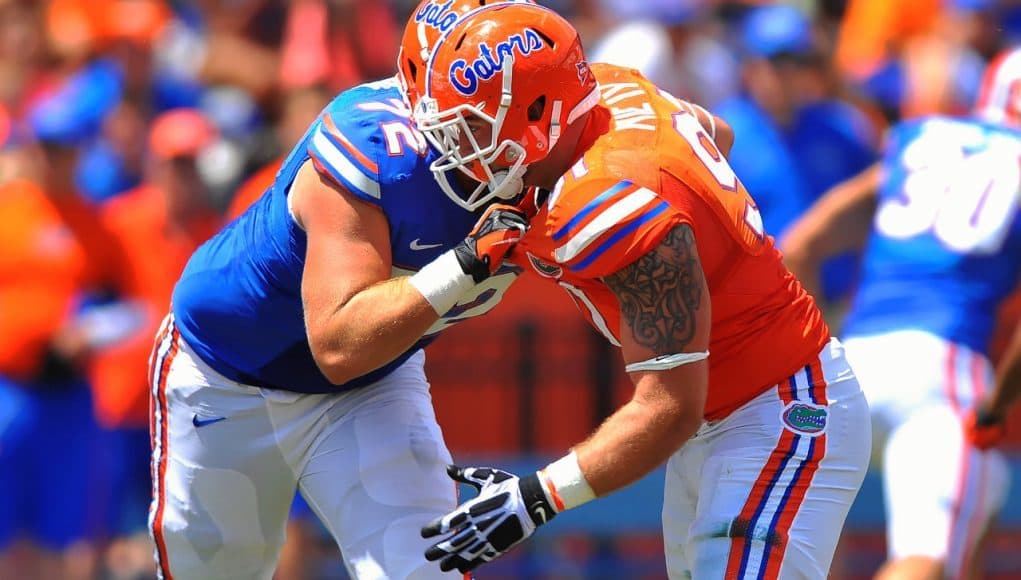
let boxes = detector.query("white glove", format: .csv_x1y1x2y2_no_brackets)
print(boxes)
421,465,555,574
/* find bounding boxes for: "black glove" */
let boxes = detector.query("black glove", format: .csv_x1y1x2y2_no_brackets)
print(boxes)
421,465,555,573
966,404,1007,450
454,205,528,283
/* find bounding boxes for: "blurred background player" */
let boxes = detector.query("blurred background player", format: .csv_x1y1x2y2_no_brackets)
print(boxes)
714,3,879,307
0,91,125,580
413,3,869,576
782,44,1021,580
586,0,738,107
835,0,997,124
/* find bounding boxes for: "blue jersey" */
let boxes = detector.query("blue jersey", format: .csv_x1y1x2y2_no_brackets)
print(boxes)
842,116,1021,353
171,78,517,393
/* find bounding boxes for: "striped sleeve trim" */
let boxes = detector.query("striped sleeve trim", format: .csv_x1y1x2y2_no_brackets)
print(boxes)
322,115,379,174
552,180,633,242
308,119,381,200
570,200,670,271
553,184,663,265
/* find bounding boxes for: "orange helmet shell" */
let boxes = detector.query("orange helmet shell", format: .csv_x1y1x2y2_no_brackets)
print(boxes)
414,3,598,210
424,3,596,160
397,0,534,111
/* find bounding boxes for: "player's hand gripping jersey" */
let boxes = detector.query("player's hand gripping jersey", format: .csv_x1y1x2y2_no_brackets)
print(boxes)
171,78,518,393
842,115,1021,351
512,64,830,419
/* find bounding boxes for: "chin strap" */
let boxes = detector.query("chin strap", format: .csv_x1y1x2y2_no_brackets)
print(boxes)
489,168,526,202
548,99,563,150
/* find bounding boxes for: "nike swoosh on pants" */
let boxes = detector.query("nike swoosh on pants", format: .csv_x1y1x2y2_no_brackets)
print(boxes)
192,414,227,427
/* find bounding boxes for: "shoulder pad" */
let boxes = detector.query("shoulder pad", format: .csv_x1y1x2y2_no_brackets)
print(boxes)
546,174,679,278
308,82,429,203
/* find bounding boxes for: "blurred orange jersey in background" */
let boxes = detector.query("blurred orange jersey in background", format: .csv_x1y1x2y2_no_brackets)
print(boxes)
511,64,829,420
0,179,120,380
88,184,219,427
835,0,943,80
226,158,282,221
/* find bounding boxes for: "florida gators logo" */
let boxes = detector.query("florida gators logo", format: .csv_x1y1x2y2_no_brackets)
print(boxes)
526,251,562,279
781,402,828,437
415,0,459,33
449,29,545,96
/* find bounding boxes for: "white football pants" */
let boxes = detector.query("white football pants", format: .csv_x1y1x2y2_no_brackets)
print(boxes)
664,338,871,579
148,314,463,580
844,330,1010,579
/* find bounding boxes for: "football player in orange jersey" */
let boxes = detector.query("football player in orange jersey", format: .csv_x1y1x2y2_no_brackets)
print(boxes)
408,3,872,577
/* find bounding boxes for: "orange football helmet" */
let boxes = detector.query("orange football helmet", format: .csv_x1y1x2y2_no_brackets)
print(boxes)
397,0,534,113
414,3,599,210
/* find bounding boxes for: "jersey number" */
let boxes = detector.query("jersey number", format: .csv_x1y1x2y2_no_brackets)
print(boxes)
357,98,429,157
875,121,1020,254
381,121,428,156
670,107,764,238
671,111,738,190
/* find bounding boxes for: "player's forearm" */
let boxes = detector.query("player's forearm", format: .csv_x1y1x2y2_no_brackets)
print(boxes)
571,395,701,497
307,277,440,385
308,243,486,385
781,163,881,264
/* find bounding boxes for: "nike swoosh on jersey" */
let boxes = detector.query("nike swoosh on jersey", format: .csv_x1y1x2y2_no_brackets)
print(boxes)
410,239,443,250
192,414,227,428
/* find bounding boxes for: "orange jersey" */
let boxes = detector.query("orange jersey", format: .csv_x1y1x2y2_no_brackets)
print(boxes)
89,184,220,427
226,158,282,221
835,0,942,80
0,180,120,379
510,64,829,420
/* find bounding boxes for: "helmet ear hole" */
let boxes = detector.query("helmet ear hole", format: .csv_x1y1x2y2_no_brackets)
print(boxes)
527,95,546,122
532,28,556,48
407,59,418,82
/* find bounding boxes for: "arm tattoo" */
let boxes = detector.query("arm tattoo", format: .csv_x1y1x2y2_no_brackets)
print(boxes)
603,223,704,353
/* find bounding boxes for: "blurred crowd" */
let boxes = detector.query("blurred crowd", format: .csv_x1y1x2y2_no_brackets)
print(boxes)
1,0,1020,579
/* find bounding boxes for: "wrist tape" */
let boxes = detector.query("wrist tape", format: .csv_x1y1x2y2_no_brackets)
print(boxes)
408,250,475,316
537,451,596,512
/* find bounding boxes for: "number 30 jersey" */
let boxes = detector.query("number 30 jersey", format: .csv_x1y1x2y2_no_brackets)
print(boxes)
172,78,517,393
511,64,830,420
842,116,1021,353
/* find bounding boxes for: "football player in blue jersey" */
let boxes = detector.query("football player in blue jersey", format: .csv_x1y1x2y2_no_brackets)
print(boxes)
782,46,1021,580
147,2,535,578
